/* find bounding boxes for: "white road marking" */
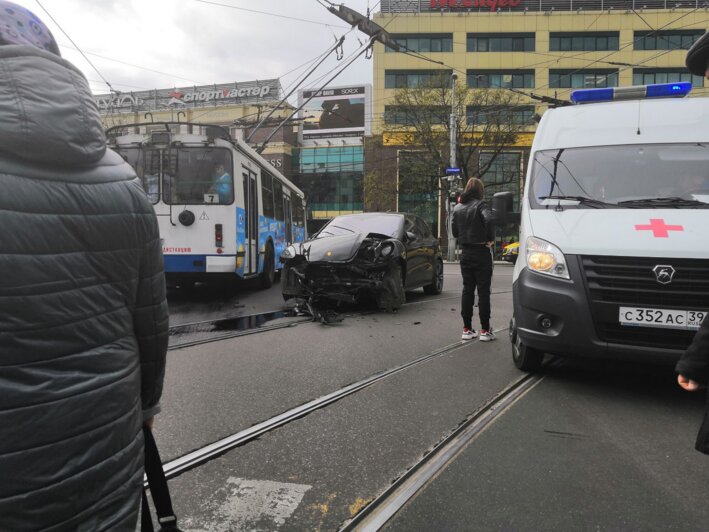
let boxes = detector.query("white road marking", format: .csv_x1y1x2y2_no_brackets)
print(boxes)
181,477,311,531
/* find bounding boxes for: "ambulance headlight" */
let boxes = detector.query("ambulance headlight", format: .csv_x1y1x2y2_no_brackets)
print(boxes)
526,237,570,280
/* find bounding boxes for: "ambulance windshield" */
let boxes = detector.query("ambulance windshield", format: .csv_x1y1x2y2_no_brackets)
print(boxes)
530,143,709,209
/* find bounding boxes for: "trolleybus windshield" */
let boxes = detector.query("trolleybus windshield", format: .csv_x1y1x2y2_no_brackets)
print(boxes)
114,147,160,204
166,147,234,205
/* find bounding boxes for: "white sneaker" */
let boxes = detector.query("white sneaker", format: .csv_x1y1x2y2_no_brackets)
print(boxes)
479,329,496,342
461,328,478,340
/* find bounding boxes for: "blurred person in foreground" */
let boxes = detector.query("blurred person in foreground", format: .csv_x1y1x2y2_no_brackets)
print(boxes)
676,31,709,455
452,177,496,342
0,2,169,530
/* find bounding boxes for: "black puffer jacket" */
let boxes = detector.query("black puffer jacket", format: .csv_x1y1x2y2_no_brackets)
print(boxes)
451,189,495,245
0,45,169,530
676,318,709,454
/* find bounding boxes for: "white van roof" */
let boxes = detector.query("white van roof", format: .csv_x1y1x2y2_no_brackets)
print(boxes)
533,96,709,151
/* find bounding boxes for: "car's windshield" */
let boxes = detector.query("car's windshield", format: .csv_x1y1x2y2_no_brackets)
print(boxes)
115,147,159,204
530,144,709,209
315,214,404,239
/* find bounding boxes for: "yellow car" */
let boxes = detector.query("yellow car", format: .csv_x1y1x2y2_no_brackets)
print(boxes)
501,242,519,264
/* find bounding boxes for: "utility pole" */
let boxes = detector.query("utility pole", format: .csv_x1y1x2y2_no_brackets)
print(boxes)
447,72,458,262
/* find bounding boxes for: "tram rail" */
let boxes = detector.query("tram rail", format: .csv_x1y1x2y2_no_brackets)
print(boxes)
340,364,551,531
148,330,509,488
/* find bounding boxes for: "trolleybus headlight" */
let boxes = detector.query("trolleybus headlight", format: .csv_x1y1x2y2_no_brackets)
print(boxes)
526,236,570,280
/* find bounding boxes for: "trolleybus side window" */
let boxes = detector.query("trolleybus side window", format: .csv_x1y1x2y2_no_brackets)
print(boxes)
273,180,284,221
261,171,275,219
167,148,233,205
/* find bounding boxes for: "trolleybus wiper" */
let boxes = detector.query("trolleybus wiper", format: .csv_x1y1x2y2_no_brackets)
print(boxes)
617,197,709,208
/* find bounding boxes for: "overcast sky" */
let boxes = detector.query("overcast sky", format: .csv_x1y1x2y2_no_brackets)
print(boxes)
11,0,376,97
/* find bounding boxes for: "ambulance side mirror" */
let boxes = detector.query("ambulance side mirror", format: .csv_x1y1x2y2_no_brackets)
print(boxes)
491,191,513,225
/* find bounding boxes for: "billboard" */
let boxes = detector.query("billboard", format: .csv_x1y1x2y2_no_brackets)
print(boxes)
299,85,371,142
94,79,282,113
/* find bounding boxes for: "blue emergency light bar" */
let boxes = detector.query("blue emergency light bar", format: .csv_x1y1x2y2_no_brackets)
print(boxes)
570,82,692,104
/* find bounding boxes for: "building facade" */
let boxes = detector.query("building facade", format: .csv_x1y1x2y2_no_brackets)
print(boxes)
371,0,707,246
295,84,372,231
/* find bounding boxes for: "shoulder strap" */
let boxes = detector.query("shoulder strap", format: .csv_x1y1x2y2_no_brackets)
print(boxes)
142,426,180,531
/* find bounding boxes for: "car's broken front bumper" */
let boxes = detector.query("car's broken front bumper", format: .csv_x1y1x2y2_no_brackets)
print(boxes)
281,260,387,302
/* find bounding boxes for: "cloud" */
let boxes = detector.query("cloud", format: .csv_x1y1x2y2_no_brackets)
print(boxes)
10,0,373,95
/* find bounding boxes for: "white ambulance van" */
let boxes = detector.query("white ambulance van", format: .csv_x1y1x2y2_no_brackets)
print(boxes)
506,82,709,372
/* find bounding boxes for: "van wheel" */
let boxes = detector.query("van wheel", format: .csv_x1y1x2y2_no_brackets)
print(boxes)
510,317,544,372
260,243,275,289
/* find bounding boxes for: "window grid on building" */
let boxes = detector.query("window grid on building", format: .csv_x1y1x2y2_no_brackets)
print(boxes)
298,146,364,174
466,105,535,126
387,33,453,52
549,32,619,51
384,105,448,125
479,151,522,211
385,69,452,89
549,69,619,88
634,30,704,50
466,33,535,52
467,70,535,89
632,69,704,86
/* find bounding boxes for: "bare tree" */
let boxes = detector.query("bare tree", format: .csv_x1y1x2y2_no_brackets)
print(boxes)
388,74,530,185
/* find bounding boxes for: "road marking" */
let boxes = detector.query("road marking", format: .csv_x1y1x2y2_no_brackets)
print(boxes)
181,477,311,532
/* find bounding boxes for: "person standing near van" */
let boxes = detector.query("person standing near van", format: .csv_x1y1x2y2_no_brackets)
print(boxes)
675,32,709,454
0,2,169,529
452,177,496,341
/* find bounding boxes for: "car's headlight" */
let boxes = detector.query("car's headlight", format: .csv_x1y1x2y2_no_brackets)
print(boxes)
379,242,394,258
525,236,569,279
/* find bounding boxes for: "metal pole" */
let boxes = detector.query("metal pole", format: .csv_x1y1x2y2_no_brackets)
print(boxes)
447,72,458,262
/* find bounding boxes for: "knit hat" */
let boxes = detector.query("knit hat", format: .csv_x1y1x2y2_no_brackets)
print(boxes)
686,32,709,77
0,1,60,55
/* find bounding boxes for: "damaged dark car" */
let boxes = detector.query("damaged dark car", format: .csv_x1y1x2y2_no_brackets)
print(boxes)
281,213,443,316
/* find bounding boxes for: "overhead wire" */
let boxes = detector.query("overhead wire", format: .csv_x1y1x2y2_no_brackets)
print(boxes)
35,0,116,93
194,0,349,28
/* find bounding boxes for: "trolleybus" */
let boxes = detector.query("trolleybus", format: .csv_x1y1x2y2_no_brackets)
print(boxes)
108,122,306,288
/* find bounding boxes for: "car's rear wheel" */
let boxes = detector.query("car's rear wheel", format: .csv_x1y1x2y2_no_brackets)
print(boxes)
423,259,443,295
510,317,544,372
377,262,405,311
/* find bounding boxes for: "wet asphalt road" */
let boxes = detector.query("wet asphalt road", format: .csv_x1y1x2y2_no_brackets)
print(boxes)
154,264,709,531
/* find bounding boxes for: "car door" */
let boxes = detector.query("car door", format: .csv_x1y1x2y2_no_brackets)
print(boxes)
403,215,425,288
414,216,437,283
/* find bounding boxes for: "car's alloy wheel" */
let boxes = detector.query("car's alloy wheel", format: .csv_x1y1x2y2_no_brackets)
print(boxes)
423,259,443,295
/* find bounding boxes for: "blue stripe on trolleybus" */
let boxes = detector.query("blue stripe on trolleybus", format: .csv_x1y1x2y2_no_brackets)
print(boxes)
164,255,208,273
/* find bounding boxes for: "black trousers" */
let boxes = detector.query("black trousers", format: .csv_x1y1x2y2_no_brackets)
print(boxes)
459,247,493,331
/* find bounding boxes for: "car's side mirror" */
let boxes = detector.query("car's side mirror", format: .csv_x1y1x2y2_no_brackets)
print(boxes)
405,231,417,242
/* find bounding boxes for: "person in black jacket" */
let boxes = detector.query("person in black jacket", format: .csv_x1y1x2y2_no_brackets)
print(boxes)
676,31,709,454
0,3,169,530
452,177,496,341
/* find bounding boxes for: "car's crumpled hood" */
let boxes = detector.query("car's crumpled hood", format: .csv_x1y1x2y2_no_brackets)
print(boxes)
292,232,367,262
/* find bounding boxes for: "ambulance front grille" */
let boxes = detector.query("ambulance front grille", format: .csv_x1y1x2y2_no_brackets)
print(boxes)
581,255,709,350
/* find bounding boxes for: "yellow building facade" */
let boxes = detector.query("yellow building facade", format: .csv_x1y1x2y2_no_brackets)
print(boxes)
373,3,707,133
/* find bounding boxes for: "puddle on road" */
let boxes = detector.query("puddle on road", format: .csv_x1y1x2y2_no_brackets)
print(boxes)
212,310,296,331
170,309,297,336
